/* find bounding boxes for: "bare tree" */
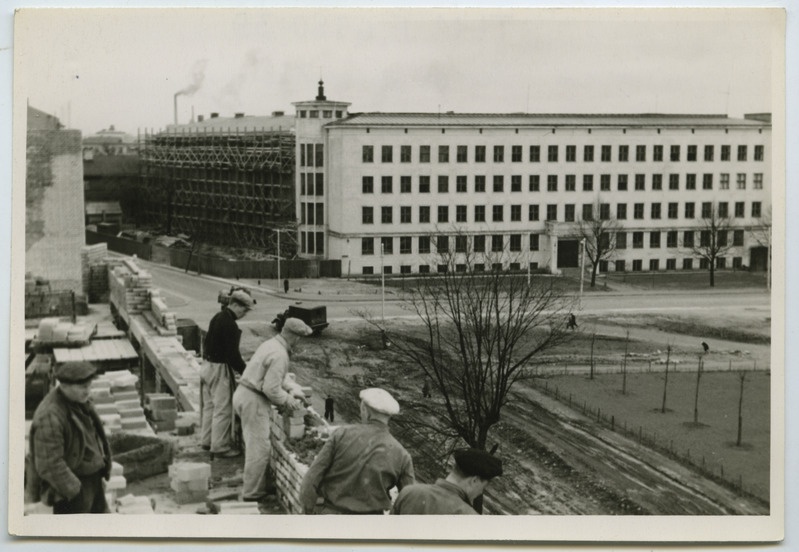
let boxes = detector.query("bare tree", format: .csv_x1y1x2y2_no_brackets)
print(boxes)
575,199,622,287
372,233,577,450
750,206,772,291
683,204,735,287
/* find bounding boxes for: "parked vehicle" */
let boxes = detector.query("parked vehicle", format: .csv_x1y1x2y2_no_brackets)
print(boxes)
272,304,328,335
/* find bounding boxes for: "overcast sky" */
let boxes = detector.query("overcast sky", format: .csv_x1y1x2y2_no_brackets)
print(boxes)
14,8,780,136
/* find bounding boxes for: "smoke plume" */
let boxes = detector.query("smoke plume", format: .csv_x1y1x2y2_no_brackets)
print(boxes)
176,59,209,97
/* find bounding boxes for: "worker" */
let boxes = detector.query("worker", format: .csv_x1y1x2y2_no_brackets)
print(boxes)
299,388,415,514
391,448,503,515
200,289,253,458
27,361,112,514
233,317,313,502
324,396,335,422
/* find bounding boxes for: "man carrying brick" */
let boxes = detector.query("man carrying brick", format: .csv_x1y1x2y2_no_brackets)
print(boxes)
233,317,313,502
299,388,415,514
26,361,113,514
200,290,253,458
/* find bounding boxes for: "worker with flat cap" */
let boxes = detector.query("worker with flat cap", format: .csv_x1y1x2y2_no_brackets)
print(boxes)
200,289,253,458
391,448,503,515
27,361,112,514
300,387,415,514
233,317,314,502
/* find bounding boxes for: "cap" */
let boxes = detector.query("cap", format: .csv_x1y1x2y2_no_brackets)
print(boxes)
453,448,503,479
230,290,255,308
359,387,400,416
55,361,98,384
282,317,313,337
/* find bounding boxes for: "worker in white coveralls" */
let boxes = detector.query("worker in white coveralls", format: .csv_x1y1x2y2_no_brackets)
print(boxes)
233,317,313,502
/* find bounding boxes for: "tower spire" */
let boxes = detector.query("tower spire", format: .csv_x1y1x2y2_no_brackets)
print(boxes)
316,79,326,101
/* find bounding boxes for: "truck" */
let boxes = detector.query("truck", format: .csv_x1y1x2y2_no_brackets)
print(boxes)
272,304,328,336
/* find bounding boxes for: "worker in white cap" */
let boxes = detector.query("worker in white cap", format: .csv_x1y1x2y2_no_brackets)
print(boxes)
299,388,415,514
233,317,313,502
200,289,254,459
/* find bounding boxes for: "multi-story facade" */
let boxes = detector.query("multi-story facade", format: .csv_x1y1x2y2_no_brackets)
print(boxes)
294,85,771,276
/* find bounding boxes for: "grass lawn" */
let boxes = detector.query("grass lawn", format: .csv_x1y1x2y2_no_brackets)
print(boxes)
604,270,769,290
541,370,771,503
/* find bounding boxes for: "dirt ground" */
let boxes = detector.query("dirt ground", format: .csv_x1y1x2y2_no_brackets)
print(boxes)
127,301,770,516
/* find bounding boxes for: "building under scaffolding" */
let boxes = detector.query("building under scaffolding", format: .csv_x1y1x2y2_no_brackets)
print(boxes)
139,112,296,253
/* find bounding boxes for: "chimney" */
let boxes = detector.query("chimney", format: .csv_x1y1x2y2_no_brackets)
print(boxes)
210,112,219,119
198,115,204,122
272,111,285,117
234,112,245,118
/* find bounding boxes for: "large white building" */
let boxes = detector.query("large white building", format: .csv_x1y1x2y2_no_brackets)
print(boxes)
294,83,770,276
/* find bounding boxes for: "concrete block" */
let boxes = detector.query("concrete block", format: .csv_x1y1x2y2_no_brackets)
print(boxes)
146,407,178,422
120,417,149,430
119,408,144,419
175,419,195,436
148,396,177,410
150,419,176,433
113,391,140,402
173,489,209,505
110,461,124,476
170,477,208,492
115,399,142,410
94,404,118,416
104,475,127,491
172,462,211,482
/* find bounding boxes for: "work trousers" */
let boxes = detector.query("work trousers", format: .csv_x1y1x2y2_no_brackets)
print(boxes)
232,385,273,501
53,472,109,514
200,361,235,454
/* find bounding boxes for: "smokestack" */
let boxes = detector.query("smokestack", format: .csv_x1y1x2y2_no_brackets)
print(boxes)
234,112,245,119
198,114,204,122
210,112,219,119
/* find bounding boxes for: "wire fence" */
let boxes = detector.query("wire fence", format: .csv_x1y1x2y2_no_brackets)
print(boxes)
536,356,768,376
532,376,769,507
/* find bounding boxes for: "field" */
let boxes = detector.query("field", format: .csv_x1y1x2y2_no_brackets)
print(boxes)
538,370,771,502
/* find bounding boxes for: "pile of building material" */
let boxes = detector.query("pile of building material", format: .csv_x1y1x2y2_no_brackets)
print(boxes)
115,494,155,514
169,462,211,505
103,461,127,505
144,392,179,433
34,317,95,346
92,370,153,435
147,290,178,337
81,243,122,303
109,260,153,318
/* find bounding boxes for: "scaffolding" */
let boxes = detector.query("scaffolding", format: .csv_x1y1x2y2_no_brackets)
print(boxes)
139,127,296,253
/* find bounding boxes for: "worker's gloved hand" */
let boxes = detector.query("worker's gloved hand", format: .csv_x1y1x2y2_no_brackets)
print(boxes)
284,396,302,411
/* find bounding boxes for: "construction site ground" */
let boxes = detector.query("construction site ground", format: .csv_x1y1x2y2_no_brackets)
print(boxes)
116,287,770,516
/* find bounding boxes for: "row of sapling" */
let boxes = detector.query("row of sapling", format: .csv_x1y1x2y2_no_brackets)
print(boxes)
575,199,771,289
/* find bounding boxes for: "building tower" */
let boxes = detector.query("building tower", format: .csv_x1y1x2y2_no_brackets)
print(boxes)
292,81,350,261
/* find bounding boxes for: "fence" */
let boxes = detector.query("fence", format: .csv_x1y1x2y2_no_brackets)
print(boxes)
532,377,769,506
537,357,769,376
86,230,342,279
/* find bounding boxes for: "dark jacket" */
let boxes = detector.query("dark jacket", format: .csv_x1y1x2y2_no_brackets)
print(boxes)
391,479,477,515
203,308,246,374
27,388,112,505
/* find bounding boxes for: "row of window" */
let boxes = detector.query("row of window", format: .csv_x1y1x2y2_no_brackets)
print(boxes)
299,143,324,168
297,110,344,119
354,201,763,225
353,172,764,196
358,229,746,256
360,256,743,275
362,144,766,164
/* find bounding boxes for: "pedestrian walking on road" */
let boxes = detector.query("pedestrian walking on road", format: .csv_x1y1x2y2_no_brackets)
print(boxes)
422,379,432,398
283,278,289,294
27,361,113,514
200,290,252,459
233,318,313,502
324,396,335,422
300,388,415,514
567,313,578,330
391,448,503,515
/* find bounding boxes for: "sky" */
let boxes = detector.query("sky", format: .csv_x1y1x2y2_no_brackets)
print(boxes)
12,7,781,137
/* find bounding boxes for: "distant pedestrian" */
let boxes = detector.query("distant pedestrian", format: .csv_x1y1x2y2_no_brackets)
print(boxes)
283,278,289,294
422,379,431,398
702,341,710,354
567,313,578,330
324,396,335,422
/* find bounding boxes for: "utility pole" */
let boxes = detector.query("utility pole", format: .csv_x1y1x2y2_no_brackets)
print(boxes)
381,242,385,325
579,238,586,308
276,229,281,289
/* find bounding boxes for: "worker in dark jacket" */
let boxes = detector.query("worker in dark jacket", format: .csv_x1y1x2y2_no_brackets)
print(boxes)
391,448,503,515
300,388,415,514
200,290,253,458
27,361,112,514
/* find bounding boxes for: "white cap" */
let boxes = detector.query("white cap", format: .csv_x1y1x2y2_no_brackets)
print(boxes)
282,317,313,337
359,388,400,416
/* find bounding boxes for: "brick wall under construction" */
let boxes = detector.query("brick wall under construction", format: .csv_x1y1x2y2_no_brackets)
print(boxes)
138,127,296,254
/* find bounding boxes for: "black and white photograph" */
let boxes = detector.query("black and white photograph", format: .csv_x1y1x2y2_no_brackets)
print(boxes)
4,2,789,545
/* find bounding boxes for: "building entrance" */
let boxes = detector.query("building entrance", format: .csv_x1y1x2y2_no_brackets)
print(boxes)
558,239,580,268
750,246,768,272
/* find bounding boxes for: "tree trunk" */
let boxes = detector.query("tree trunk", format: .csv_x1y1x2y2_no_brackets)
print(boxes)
590,262,598,287
709,262,715,287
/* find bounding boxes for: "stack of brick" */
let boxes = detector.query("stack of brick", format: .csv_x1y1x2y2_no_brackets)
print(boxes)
90,376,121,433
149,291,178,337
35,317,94,345
144,393,178,433
271,438,308,514
109,262,153,317
116,494,155,514
169,462,211,505
103,370,153,434
80,243,111,302
103,461,126,506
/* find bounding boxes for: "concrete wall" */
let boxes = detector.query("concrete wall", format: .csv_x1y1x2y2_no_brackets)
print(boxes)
26,129,85,290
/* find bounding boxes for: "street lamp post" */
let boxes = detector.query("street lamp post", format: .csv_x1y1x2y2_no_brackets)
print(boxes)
380,242,385,325
579,238,586,308
276,229,281,289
